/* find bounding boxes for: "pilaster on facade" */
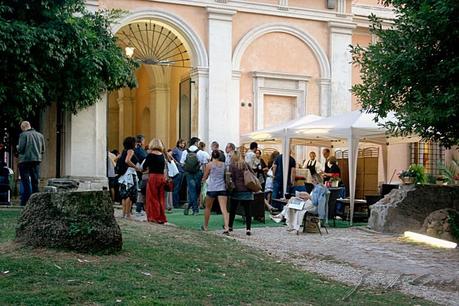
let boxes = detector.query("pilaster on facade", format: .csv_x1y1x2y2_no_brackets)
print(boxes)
336,0,346,15
278,0,288,11
189,67,209,140
207,8,237,146
319,78,332,117
328,21,356,115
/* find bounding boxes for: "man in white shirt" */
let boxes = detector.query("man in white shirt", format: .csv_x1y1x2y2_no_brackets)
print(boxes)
225,143,236,167
302,151,322,183
245,142,258,170
180,137,200,165
197,141,210,169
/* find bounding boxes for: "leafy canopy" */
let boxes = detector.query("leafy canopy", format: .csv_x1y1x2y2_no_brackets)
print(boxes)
351,0,459,148
0,0,137,124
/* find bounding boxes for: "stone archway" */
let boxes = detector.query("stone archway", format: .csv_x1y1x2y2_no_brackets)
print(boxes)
108,10,208,150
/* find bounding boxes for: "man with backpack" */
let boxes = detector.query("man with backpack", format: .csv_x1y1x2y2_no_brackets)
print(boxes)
180,137,201,215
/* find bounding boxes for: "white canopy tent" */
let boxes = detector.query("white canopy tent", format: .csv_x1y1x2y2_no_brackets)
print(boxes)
240,114,323,143
240,110,418,225
285,110,414,224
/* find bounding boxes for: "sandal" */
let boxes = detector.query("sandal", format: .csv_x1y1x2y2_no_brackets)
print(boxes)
200,225,207,231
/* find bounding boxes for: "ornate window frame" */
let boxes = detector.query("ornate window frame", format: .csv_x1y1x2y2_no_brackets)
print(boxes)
252,71,311,129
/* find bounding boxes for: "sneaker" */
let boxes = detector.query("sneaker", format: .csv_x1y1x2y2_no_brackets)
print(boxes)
184,208,189,215
246,230,251,236
270,214,282,224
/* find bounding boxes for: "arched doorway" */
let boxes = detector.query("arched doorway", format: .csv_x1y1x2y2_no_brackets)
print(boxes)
107,18,199,151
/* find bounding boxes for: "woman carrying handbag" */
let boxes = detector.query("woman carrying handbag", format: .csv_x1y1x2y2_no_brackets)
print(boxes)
143,138,167,224
228,151,255,236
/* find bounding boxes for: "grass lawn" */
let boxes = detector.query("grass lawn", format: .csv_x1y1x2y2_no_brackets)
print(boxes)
0,208,433,305
163,208,367,231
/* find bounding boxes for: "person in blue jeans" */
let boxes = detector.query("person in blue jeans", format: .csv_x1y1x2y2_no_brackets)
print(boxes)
185,171,202,215
182,138,201,215
272,153,296,199
16,121,45,206
172,139,186,208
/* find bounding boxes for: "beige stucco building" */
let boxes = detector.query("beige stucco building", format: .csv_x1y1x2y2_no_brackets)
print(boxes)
35,0,428,191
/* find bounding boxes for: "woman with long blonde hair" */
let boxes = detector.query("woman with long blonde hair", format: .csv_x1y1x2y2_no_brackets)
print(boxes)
143,138,167,224
228,150,254,235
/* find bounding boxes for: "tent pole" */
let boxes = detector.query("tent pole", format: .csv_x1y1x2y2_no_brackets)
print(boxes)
282,133,290,198
348,137,359,226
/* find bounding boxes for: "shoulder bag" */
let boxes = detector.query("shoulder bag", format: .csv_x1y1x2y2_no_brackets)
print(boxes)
243,163,262,192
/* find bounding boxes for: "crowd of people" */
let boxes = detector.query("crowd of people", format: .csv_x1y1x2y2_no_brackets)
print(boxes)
107,135,342,236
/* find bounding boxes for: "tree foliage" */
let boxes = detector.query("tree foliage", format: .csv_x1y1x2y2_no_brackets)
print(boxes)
351,0,459,148
0,0,137,124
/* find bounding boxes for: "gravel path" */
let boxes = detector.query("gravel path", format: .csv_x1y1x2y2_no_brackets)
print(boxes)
225,226,459,306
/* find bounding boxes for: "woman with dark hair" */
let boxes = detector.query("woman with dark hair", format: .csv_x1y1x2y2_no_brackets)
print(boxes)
255,149,268,190
201,150,230,234
117,136,142,219
322,156,341,182
228,151,254,236
143,138,167,224
265,150,280,204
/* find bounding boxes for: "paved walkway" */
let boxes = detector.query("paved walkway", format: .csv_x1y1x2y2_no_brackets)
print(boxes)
226,226,459,305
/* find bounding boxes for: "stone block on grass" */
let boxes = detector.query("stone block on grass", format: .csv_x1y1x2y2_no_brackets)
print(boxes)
16,191,122,254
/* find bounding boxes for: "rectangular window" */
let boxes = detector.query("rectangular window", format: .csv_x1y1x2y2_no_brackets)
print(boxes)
410,142,444,176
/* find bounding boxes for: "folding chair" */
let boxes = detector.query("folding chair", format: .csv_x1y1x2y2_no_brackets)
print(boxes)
301,190,330,235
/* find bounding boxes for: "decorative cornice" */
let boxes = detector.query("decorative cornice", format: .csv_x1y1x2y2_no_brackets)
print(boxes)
150,0,353,24
252,71,311,82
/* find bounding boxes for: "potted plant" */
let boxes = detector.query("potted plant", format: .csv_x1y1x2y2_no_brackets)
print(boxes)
436,175,447,185
329,173,341,187
399,164,426,184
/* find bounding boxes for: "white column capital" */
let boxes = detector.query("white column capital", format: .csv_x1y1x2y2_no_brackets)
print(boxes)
207,8,236,21
328,22,356,35
232,70,241,80
190,67,209,78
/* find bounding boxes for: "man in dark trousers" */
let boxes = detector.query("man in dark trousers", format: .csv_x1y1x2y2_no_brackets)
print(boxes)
17,121,45,206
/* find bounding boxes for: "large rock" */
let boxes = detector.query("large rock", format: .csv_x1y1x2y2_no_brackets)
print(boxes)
368,185,459,233
421,208,459,243
16,191,122,253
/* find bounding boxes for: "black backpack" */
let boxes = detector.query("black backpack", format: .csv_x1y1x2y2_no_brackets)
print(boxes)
115,151,128,176
183,150,200,173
